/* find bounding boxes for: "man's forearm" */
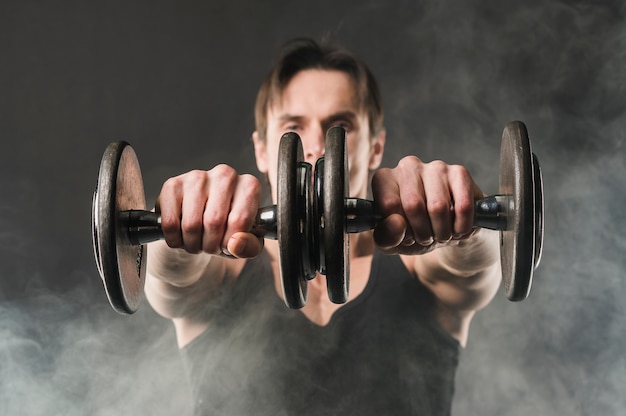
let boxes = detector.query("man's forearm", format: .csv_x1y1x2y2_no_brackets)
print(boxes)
146,240,214,287
145,240,217,319
437,229,501,279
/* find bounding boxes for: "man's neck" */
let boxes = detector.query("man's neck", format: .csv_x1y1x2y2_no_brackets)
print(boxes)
264,232,375,325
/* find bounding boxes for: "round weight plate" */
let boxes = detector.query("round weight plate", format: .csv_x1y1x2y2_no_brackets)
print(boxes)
314,158,324,275
323,127,349,304
532,153,544,269
92,141,146,314
298,163,317,280
277,132,308,309
499,121,535,301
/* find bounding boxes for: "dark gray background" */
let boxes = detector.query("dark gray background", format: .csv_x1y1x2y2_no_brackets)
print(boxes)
1,0,624,415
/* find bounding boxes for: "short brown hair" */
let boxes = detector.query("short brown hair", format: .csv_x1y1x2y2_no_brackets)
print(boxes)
254,37,384,141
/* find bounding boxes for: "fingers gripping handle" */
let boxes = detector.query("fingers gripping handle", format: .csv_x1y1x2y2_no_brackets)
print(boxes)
121,206,278,247
345,195,511,235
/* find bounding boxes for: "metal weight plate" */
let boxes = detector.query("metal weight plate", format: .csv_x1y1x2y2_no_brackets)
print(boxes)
313,158,324,275
298,162,317,280
323,127,349,304
92,141,146,314
277,132,309,309
532,153,545,269
499,121,536,301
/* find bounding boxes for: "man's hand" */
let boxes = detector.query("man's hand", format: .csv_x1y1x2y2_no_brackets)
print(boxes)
371,156,484,255
156,165,265,259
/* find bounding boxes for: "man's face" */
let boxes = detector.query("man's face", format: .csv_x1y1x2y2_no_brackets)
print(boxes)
253,69,385,202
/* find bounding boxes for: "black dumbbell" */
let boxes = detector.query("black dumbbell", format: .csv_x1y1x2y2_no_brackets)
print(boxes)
92,121,543,314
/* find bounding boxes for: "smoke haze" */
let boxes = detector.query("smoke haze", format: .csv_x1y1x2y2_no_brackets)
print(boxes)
0,0,624,414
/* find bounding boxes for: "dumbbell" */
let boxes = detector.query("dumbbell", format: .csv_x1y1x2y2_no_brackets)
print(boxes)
92,121,544,314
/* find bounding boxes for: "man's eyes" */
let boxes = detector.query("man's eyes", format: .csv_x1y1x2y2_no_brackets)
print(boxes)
329,121,352,132
281,121,354,133
282,124,302,132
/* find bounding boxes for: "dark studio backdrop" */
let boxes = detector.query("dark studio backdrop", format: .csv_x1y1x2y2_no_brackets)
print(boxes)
1,0,624,415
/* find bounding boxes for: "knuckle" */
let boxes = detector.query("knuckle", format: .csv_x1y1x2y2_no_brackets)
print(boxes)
428,198,450,218
376,191,400,214
430,159,447,168
228,210,252,231
181,217,203,236
185,169,210,186
160,176,179,195
450,164,471,182
451,163,470,175
455,197,474,217
211,164,237,183
371,168,391,188
397,155,422,170
202,211,226,233
402,193,427,218
426,159,448,174
160,214,179,235
239,174,262,198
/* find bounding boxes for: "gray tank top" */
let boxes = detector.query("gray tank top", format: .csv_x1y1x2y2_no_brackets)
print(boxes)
182,251,460,415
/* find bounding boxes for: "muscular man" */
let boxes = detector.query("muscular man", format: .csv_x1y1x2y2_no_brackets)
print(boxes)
145,37,501,415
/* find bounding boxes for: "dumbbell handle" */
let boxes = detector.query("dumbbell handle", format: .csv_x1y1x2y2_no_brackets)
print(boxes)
120,206,278,246
346,194,508,233
121,194,509,246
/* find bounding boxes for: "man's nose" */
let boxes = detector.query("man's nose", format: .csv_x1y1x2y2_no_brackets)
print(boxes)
302,128,325,164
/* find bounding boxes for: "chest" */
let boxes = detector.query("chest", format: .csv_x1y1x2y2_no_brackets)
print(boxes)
268,254,373,326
